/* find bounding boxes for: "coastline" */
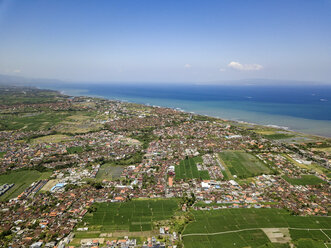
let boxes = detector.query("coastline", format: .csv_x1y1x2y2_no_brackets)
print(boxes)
56,88,331,139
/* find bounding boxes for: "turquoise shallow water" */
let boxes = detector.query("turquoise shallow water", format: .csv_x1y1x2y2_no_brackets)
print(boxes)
36,83,331,137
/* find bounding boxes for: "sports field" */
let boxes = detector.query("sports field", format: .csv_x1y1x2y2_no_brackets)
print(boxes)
81,199,178,233
182,208,331,248
175,157,210,180
282,175,326,185
0,170,52,200
218,151,271,179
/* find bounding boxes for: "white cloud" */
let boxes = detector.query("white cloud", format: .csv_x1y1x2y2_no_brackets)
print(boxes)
12,69,21,73
184,64,192,68
219,68,226,72
228,61,263,71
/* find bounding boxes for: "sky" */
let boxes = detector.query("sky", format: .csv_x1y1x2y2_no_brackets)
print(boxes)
0,0,330,83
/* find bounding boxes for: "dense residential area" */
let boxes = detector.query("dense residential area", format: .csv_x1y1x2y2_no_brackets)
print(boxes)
0,86,330,248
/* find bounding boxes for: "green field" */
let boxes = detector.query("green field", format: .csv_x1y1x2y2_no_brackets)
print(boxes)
182,230,288,248
0,111,71,131
263,133,295,140
0,151,5,158
0,170,52,201
294,239,328,248
282,175,326,185
219,151,271,179
182,209,331,248
290,229,331,243
80,199,179,233
175,157,210,180
67,146,84,154
96,163,125,180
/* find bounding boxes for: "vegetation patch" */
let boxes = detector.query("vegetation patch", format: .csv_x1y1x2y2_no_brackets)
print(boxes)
0,170,52,201
175,157,210,180
219,151,271,179
282,175,325,185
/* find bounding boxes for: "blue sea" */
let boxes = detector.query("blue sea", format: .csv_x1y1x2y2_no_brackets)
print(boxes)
36,82,331,137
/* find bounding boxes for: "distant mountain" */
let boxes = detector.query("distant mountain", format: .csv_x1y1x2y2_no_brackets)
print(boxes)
0,74,62,86
0,73,329,87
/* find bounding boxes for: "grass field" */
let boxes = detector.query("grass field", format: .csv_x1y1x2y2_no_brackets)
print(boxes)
263,133,295,140
0,170,52,200
0,151,5,158
282,175,326,185
219,151,271,179
67,146,84,154
182,208,331,248
255,130,295,140
79,199,178,234
96,163,125,180
312,147,331,154
175,157,210,180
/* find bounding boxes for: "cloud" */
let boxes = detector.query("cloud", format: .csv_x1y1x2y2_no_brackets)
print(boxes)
219,68,226,72
12,69,21,73
184,64,192,68
228,61,263,71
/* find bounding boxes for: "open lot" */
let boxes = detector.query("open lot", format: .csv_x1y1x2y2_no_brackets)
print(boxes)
31,134,72,144
96,163,125,180
40,179,60,192
0,170,52,200
55,112,103,134
219,151,271,179
282,175,326,185
182,208,331,248
175,157,210,180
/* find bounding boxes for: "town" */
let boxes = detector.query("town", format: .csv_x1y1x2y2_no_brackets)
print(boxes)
0,86,330,248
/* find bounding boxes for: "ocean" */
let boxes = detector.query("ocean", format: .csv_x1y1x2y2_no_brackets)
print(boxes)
36,82,331,137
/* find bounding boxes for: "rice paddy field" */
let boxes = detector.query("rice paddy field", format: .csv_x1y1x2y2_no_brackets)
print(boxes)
80,199,179,233
182,208,331,248
282,175,326,185
219,151,271,179
0,111,71,131
175,156,210,180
